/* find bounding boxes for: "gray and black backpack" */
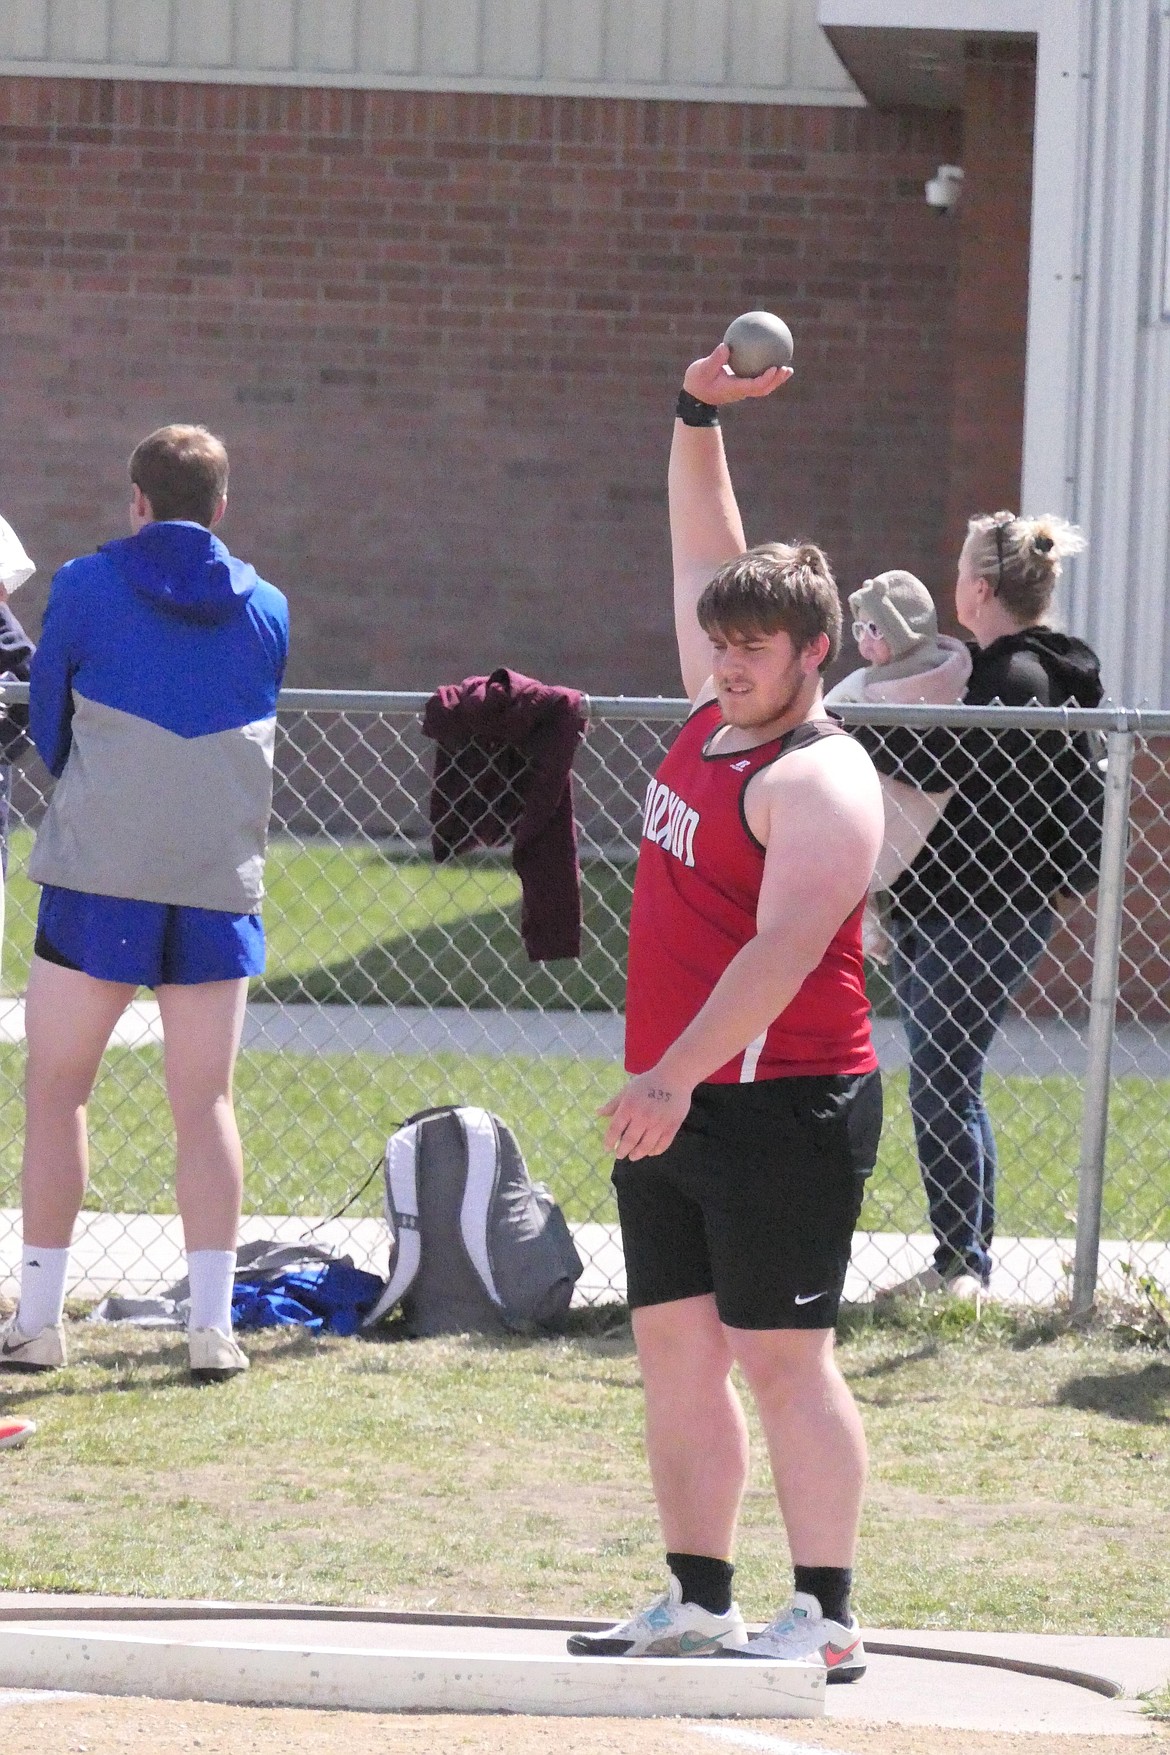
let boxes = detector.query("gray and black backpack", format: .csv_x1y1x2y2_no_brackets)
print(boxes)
361,1105,583,1337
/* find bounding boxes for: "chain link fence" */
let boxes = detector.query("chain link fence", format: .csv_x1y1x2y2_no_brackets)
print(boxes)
0,689,1166,1312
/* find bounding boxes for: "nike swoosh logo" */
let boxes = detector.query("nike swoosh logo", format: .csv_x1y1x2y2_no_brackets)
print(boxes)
825,1638,861,1667
794,1291,827,1306
674,1632,725,1655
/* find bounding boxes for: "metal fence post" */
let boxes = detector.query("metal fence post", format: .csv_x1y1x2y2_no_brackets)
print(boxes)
1072,726,1136,1316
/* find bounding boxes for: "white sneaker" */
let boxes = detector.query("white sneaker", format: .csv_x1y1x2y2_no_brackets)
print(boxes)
0,1416,35,1449
728,1591,866,1681
188,1327,249,1381
0,1316,66,1371
876,1266,984,1304
567,1573,748,1657
946,1273,986,1304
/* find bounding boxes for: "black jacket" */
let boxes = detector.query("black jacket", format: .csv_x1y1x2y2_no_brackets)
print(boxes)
854,628,1104,920
0,602,34,764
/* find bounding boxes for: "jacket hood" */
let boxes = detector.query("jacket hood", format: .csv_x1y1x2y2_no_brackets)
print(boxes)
101,522,256,624
863,634,973,705
992,627,1104,707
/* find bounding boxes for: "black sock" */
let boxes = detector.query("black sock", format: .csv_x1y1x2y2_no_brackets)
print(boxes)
665,1552,735,1616
793,1564,852,1626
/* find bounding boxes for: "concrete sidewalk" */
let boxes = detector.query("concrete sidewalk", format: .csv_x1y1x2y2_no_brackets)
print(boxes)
2,1209,1166,1307
0,1598,1163,1734
1,996,1169,1077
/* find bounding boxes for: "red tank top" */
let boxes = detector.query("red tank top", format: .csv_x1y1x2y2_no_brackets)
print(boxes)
624,700,876,1083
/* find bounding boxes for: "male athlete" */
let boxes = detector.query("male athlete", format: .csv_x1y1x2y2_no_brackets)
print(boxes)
568,345,884,1677
1,426,287,1383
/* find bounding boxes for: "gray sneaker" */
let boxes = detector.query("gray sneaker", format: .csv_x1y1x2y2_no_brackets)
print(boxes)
0,1316,66,1372
726,1591,866,1682
567,1574,747,1657
188,1327,249,1382
876,1266,984,1305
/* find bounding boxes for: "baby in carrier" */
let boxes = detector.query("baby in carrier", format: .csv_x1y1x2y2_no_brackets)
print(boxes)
825,571,971,961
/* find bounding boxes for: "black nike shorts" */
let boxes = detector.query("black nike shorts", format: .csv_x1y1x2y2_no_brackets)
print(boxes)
612,1070,882,1331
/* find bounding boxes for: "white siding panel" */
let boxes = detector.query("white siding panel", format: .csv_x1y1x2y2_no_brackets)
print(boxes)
420,0,482,74
1155,3,1170,323
787,0,853,90
172,0,234,66
728,0,789,86
49,0,111,61
1050,0,1170,703
0,1,50,59
605,0,669,83
110,0,171,64
543,0,603,79
298,0,359,71
236,0,295,67
667,0,731,86
1132,327,1170,705
2,0,864,99
483,0,542,77
357,0,421,71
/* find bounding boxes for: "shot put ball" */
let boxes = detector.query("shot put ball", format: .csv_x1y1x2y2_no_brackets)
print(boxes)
722,311,794,377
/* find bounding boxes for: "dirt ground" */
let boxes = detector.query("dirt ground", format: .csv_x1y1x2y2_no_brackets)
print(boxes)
4,1696,1166,1755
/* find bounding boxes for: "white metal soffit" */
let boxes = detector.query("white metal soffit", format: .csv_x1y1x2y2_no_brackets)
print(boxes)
817,0,1038,108
0,0,862,104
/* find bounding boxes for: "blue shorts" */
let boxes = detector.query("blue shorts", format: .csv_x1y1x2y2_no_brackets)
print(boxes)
35,885,265,988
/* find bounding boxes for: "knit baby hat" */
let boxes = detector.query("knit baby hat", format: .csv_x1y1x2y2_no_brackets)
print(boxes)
848,571,937,660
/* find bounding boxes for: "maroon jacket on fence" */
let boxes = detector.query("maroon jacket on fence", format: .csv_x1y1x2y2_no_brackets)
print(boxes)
422,668,588,961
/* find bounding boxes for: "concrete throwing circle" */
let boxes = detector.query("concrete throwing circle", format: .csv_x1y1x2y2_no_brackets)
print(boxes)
0,1614,822,1719
0,1605,1134,1726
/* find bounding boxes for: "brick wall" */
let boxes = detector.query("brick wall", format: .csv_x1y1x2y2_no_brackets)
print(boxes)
0,77,960,693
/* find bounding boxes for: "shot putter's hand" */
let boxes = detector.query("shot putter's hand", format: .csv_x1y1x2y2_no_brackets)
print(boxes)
599,1072,694,1161
682,343,793,408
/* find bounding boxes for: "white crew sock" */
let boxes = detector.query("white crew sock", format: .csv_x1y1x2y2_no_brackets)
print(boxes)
18,1245,70,1337
186,1250,237,1335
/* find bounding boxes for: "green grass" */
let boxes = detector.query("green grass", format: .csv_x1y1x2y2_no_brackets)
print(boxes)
0,1043,1163,1242
864,1071,1170,1241
4,833,634,1010
0,1045,626,1226
0,1307,1166,1633
1145,1680,1170,1721
3,830,1168,1238
259,842,636,1011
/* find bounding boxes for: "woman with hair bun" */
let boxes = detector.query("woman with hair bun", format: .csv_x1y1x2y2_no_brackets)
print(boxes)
855,511,1103,1302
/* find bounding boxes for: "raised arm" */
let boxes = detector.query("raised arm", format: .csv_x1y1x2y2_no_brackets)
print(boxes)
669,344,792,700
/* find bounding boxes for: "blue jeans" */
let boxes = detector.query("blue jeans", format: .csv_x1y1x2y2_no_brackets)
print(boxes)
890,907,1054,1284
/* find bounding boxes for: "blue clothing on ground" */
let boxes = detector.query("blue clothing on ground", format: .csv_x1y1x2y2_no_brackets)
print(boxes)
29,521,288,913
890,906,1055,1285
231,1262,385,1336
36,884,265,987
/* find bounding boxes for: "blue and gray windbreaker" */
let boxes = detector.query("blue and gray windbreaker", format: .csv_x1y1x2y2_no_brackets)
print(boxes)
29,521,289,913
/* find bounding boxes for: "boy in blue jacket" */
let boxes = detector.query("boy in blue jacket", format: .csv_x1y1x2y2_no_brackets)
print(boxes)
0,426,288,1381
